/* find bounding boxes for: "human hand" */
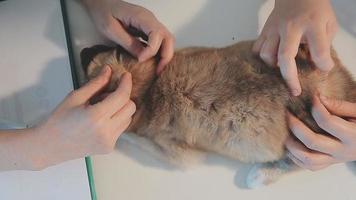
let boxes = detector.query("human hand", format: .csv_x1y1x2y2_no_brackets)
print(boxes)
29,66,136,169
82,0,175,75
253,0,338,96
286,96,356,171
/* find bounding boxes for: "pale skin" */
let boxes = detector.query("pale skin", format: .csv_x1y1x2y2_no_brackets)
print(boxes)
253,0,338,96
82,0,175,75
0,67,136,171
286,96,356,171
0,0,173,171
0,0,354,171
253,0,356,170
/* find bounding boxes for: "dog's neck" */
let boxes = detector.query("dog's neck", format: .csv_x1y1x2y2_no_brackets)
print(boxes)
126,58,158,104
124,57,159,132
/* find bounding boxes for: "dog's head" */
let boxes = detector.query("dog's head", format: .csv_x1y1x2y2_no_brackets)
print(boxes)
80,45,159,102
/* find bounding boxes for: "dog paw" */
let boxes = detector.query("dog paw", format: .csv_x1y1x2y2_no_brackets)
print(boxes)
246,164,276,189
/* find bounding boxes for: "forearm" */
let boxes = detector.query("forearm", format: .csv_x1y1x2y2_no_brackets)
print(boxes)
0,128,42,171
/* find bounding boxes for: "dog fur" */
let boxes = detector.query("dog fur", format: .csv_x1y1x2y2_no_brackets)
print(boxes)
80,40,356,188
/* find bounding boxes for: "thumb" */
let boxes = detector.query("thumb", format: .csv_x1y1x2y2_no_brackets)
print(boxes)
103,20,145,58
320,95,356,117
73,66,112,104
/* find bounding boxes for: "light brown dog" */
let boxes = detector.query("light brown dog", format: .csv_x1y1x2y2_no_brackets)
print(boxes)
80,40,356,188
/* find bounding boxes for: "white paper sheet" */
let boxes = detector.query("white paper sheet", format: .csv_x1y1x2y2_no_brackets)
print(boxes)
0,0,91,199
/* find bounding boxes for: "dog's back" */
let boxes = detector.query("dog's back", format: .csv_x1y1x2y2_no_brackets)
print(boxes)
138,41,356,163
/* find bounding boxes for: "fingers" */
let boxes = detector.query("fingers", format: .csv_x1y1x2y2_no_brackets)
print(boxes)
106,19,175,74
285,136,334,171
91,73,132,117
118,23,174,75
103,18,145,58
156,36,175,75
112,100,136,120
89,92,110,105
113,117,132,141
306,27,334,71
320,95,356,118
259,36,280,66
312,96,355,141
70,66,111,105
288,112,341,154
252,35,266,54
111,3,175,73
287,151,328,171
254,30,302,96
110,100,136,141
326,20,339,39
277,31,303,96
138,30,163,62
138,29,175,75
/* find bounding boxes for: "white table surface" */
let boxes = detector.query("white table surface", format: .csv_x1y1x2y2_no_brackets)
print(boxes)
0,0,91,199
65,0,356,199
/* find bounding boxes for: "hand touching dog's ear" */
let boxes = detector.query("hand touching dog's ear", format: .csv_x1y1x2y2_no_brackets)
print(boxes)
82,0,175,75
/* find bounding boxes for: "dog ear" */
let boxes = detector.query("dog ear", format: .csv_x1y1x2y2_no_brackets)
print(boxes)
80,45,114,72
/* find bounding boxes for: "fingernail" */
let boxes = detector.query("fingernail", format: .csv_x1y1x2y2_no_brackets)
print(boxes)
121,72,131,79
292,89,301,96
126,72,132,77
137,51,148,62
101,65,110,74
156,65,163,75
